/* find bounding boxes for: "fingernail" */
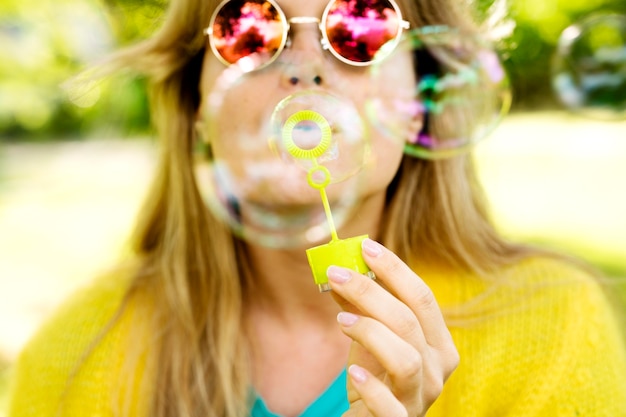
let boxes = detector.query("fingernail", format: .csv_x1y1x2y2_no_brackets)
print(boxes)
362,238,382,257
337,312,359,327
327,266,351,283
348,364,367,383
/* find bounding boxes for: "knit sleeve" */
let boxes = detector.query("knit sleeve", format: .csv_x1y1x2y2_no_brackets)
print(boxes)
6,273,132,417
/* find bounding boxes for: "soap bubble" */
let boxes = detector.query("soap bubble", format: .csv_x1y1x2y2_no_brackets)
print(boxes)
552,14,626,120
194,61,370,248
365,26,512,158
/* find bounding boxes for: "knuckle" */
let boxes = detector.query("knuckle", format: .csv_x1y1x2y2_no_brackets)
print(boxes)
446,345,461,375
397,351,423,380
395,308,421,337
393,408,409,417
422,369,445,406
451,345,460,366
436,342,460,381
382,255,406,277
414,285,437,310
432,374,444,394
352,274,374,297
426,377,444,404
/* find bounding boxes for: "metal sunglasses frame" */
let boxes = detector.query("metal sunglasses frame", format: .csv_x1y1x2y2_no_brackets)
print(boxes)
204,0,410,70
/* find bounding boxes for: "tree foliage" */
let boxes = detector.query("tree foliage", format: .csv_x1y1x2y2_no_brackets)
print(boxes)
0,0,624,140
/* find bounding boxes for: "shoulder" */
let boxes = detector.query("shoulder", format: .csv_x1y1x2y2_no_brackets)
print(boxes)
433,255,626,416
421,254,606,313
7,267,140,416
504,254,599,286
467,255,621,341
21,267,133,356
506,255,626,353
499,255,621,327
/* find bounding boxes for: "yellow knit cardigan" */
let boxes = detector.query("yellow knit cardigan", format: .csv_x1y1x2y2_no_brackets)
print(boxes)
7,257,626,416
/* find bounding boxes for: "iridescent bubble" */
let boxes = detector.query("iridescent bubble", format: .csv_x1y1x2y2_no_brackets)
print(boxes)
365,26,512,158
194,60,370,248
552,14,626,120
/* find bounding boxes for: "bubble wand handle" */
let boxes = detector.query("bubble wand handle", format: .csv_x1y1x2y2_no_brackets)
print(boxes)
306,173,370,291
319,186,339,242
308,159,339,242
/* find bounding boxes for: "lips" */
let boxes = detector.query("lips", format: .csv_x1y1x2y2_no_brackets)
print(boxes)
288,119,343,150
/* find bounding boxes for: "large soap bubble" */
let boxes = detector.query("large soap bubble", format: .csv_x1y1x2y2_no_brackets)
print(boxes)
552,14,626,120
365,26,512,158
194,61,370,248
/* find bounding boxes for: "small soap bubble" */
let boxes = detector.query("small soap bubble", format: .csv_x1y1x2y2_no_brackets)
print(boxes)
552,14,626,120
194,61,369,248
366,27,512,158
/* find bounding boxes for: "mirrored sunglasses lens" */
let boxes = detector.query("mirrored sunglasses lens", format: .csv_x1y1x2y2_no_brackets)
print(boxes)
325,0,401,63
212,0,286,68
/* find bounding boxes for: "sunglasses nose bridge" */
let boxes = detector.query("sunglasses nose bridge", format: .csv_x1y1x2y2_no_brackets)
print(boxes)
286,16,324,51
288,16,321,25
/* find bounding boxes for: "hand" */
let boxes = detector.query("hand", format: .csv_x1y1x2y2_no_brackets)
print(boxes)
327,238,459,417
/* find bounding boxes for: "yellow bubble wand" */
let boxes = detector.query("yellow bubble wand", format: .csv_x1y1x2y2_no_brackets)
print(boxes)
281,110,372,292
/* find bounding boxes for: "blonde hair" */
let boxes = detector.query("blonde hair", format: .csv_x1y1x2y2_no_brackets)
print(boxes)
98,0,539,415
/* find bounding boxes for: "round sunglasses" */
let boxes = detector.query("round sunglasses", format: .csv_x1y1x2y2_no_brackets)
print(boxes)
204,0,410,71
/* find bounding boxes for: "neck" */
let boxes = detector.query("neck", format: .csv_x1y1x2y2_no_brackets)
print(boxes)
242,192,386,324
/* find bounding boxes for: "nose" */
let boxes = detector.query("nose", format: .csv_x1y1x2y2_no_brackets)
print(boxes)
279,21,326,88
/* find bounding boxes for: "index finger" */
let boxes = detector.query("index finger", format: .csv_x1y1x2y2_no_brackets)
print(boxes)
361,238,452,349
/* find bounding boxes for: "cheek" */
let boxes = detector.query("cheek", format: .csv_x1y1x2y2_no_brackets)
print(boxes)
355,50,418,193
362,133,405,193
199,53,277,156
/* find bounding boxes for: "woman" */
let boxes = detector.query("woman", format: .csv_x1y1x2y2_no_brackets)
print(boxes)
8,0,626,416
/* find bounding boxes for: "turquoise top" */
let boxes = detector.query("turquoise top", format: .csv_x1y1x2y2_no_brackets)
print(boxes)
251,369,349,417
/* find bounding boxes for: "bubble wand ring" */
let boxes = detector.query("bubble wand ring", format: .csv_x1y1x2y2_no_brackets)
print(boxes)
282,110,332,159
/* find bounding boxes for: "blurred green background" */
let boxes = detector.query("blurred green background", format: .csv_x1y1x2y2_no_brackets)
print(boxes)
1,0,625,139
1,0,625,413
